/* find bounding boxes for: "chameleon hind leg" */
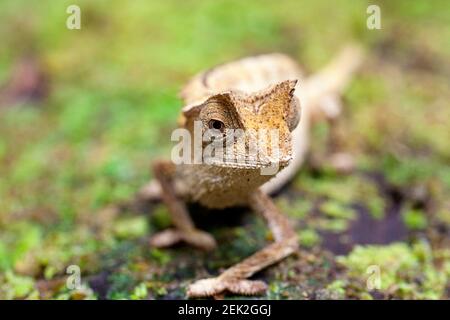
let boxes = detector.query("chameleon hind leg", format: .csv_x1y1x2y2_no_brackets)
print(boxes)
149,160,217,251
187,189,298,298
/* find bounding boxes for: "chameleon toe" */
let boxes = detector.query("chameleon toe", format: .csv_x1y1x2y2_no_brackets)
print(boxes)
187,277,267,298
187,278,226,298
225,279,267,296
149,229,182,248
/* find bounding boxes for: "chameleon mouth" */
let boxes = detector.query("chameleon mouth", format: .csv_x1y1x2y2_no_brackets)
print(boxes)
204,155,292,170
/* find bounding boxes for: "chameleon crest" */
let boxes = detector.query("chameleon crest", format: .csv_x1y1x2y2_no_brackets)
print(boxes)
180,80,301,170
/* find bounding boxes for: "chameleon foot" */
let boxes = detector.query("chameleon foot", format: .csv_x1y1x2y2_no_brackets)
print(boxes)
149,228,217,251
187,277,267,298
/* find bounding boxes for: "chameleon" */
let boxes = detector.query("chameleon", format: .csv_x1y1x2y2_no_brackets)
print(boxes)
139,46,362,298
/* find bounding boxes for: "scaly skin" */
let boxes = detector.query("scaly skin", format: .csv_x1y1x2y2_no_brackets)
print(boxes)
143,47,363,298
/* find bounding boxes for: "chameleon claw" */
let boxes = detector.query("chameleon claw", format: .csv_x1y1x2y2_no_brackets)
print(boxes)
226,279,268,295
181,230,217,251
149,228,217,251
187,277,267,298
149,229,182,248
187,278,226,298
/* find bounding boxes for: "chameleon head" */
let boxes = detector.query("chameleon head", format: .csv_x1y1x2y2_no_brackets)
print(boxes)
182,80,301,176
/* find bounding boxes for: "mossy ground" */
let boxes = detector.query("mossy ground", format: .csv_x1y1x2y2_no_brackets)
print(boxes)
0,0,449,299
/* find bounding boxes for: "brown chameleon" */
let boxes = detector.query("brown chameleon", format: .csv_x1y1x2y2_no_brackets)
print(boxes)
139,46,362,298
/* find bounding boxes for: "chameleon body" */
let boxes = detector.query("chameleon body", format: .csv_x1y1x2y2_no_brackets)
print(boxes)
176,55,301,208
142,47,362,298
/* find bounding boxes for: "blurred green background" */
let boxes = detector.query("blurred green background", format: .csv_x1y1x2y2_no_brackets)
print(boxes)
0,0,449,299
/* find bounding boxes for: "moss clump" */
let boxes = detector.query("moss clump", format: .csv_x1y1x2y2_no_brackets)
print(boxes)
113,216,149,239
315,218,350,233
106,272,138,300
150,205,172,230
338,242,449,299
366,196,385,220
403,208,428,230
294,173,386,220
0,222,43,272
149,248,172,265
298,229,321,248
325,280,347,299
320,201,356,220
0,271,37,299
130,282,148,300
276,197,312,220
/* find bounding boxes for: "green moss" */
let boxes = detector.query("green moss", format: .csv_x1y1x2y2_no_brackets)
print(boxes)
266,282,289,300
320,201,356,220
315,218,350,233
107,272,137,300
0,271,36,299
325,280,346,299
403,208,428,230
149,248,172,265
338,243,417,290
149,284,168,297
113,216,149,239
366,196,385,220
0,222,43,272
298,229,321,248
276,197,312,220
294,174,385,220
151,205,172,230
338,242,448,299
130,282,148,300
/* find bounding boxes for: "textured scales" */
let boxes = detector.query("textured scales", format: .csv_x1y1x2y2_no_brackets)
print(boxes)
178,79,300,208
145,47,363,298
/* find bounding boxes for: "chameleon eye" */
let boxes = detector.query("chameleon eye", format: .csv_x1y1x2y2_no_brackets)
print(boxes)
208,119,225,132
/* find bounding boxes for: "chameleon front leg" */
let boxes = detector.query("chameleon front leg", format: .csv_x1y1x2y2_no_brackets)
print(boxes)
149,160,217,251
187,189,298,298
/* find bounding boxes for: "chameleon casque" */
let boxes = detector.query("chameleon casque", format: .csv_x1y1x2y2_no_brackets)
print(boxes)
139,46,362,298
